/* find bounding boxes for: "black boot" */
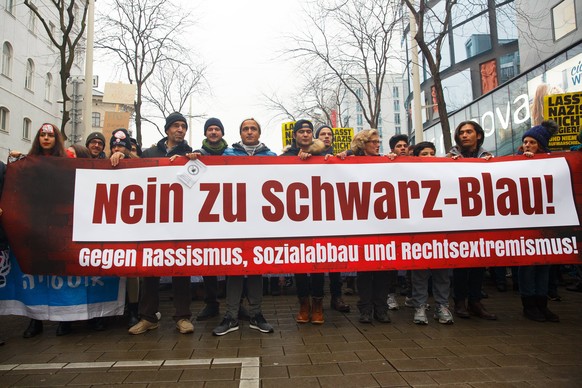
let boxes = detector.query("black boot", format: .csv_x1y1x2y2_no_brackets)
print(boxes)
521,296,545,322
56,321,72,336
535,295,559,322
23,319,43,338
128,303,140,327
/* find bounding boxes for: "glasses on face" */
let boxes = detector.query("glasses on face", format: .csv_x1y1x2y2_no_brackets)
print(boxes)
296,129,313,135
366,140,380,145
89,140,104,147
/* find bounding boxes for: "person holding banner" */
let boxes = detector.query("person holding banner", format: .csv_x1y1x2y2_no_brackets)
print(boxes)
213,118,276,336
182,117,228,321
409,142,454,325
348,129,392,324
516,120,560,322
129,112,195,335
282,120,328,324
447,121,497,320
315,125,351,313
8,123,79,336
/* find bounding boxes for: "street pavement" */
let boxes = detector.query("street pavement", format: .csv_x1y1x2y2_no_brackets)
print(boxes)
1,276,581,387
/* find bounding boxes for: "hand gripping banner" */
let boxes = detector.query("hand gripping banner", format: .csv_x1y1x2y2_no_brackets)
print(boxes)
1,153,580,276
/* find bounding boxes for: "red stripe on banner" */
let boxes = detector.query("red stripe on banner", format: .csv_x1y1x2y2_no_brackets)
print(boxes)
1,153,580,276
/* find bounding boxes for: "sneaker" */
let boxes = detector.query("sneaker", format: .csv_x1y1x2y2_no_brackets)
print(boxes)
404,296,414,308
249,313,274,333
359,312,372,324
413,305,428,325
176,319,194,334
212,315,239,336
434,305,454,324
387,293,400,310
196,304,219,321
128,319,158,335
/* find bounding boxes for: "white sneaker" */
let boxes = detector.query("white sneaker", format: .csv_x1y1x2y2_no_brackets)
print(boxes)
387,293,400,310
404,296,414,308
413,305,428,325
434,305,454,324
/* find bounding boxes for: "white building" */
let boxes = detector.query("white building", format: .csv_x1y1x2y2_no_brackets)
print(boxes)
340,72,406,154
1,0,83,160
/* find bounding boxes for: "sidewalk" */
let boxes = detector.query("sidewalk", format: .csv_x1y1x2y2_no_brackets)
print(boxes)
1,279,581,387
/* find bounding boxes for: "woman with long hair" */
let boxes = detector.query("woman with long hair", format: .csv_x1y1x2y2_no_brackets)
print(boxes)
8,123,75,337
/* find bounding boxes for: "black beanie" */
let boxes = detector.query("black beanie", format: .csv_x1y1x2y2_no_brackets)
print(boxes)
164,112,188,132
110,128,132,151
315,125,333,139
204,117,224,135
293,119,313,134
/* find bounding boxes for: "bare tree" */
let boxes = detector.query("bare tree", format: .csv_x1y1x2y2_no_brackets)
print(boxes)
142,61,207,137
95,0,192,145
23,0,89,138
287,0,402,129
262,68,348,128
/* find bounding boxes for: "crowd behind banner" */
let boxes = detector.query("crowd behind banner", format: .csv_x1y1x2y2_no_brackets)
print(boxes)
0,114,580,341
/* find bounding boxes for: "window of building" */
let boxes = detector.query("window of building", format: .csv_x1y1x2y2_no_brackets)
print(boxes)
23,117,32,140
25,59,34,91
552,0,577,41
356,103,362,112
356,88,363,99
356,114,363,126
453,13,490,63
392,86,399,98
28,6,37,34
394,113,401,125
496,2,518,45
92,112,101,127
5,0,15,14
0,107,9,132
49,21,56,37
393,100,400,112
44,73,52,101
2,41,12,78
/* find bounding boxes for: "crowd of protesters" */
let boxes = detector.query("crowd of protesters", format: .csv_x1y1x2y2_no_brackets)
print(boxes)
0,111,580,344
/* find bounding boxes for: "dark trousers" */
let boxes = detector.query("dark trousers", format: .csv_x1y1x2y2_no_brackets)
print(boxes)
357,271,389,314
139,276,191,323
203,276,219,306
453,267,485,303
295,273,324,298
329,272,343,298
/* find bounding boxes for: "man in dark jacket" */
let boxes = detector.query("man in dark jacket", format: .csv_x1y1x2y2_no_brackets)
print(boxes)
189,118,227,321
85,132,107,159
129,112,195,335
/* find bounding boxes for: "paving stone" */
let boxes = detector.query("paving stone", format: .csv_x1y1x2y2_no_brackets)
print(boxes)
338,360,394,374
125,369,182,383
400,371,437,385
402,346,456,359
372,371,408,386
259,365,289,379
485,354,547,367
9,372,77,386
263,354,312,367
261,377,320,388
68,370,131,385
180,367,236,381
309,351,360,364
288,363,342,377
318,373,380,387
428,368,493,384
389,358,448,372
283,344,330,355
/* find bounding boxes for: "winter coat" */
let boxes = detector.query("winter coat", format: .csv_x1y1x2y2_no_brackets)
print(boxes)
224,142,276,156
142,137,192,158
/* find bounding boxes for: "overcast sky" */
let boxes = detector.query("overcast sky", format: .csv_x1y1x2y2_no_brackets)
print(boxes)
94,0,306,152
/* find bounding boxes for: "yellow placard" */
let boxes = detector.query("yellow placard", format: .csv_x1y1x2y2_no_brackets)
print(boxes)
332,127,354,154
282,121,295,148
544,92,582,151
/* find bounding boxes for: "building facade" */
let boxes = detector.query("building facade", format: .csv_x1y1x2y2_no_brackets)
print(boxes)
402,0,581,155
340,72,407,154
